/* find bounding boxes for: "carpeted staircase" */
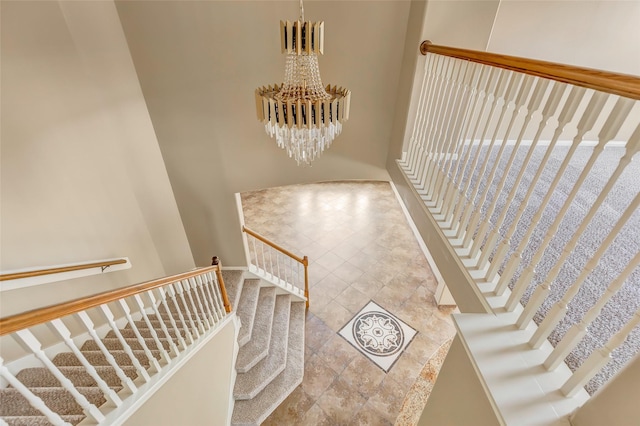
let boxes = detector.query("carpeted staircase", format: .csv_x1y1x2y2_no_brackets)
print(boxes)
225,273,305,426
0,270,305,426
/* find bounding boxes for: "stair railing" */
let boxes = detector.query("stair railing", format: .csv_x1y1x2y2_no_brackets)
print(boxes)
0,261,231,425
398,40,639,420
242,226,309,308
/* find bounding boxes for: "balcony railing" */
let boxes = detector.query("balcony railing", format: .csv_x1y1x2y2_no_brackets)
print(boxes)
397,40,639,421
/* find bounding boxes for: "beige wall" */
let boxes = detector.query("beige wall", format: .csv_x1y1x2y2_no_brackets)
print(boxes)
124,320,237,426
571,353,640,426
115,1,411,265
488,0,640,75
418,335,499,426
0,0,194,317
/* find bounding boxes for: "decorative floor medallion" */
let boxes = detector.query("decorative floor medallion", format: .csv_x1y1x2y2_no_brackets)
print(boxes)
339,300,417,372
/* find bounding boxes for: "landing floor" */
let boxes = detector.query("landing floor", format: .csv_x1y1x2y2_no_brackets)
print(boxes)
240,181,456,425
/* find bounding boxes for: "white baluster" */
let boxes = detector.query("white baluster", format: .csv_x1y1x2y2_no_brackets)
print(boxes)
455,72,523,245
404,54,434,172
517,117,639,327
419,59,464,194
197,275,217,324
155,287,188,350
187,277,211,330
453,74,534,239
268,246,275,279
412,56,452,186
485,84,583,284
75,311,138,394
180,279,206,335
467,77,549,257
144,290,181,356
132,294,171,364
166,283,195,345
206,271,226,320
423,55,453,176
276,253,282,285
431,62,478,212
409,55,444,179
449,67,502,236
526,192,639,340
250,237,259,272
412,55,449,183
197,274,220,323
455,70,514,249
452,67,509,239
49,318,123,405
494,88,601,297
260,241,267,274
117,299,162,373
505,95,633,311
474,80,566,271
0,356,70,425
430,60,472,198
544,251,640,370
561,308,640,397
13,330,105,423
99,304,152,381
441,64,488,223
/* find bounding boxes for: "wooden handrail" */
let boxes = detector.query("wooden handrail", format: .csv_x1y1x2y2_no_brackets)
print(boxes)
0,265,219,336
242,226,308,265
0,259,128,282
420,40,640,101
242,225,309,309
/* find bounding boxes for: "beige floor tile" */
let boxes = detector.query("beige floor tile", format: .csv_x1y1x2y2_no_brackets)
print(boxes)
307,262,331,286
301,354,338,399
340,353,386,399
385,351,424,394
350,404,393,426
316,377,367,424
305,313,336,354
316,333,360,375
335,286,370,314
263,386,315,425
316,251,347,271
365,376,408,423
313,302,353,332
332,261,365,284
313,273,350,297
299,403,334,425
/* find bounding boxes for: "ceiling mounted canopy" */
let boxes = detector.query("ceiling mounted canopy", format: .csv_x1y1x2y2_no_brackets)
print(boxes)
255,0,351,166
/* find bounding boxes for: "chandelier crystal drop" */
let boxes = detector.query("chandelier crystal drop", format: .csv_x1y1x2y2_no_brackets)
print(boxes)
255,0,351,166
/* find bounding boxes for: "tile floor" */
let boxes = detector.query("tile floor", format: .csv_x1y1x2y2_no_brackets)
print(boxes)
240,181,456,425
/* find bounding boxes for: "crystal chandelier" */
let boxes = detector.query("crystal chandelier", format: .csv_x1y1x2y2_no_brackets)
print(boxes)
255,0,351,166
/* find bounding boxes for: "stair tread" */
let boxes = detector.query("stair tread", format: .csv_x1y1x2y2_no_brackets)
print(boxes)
236,280,261,347
2,414,86,426
0,387,105,417
15,366,135,389
236,287,277,373
232,301,305,425
234,294,291,400
53,349,161,367
81,337,171,352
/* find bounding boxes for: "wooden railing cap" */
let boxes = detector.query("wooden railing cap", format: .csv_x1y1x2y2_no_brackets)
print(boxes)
419,40,640,100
